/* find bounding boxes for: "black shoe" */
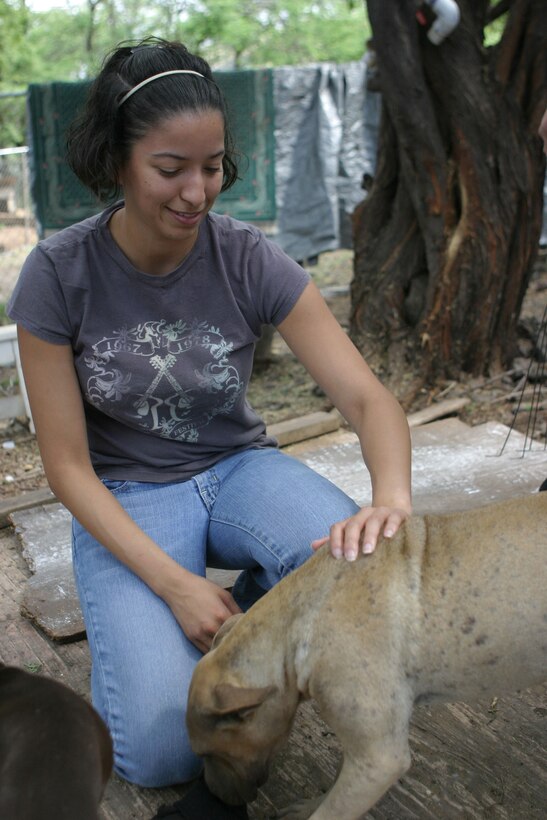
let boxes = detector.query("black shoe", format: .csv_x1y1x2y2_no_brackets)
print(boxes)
152,778,249,819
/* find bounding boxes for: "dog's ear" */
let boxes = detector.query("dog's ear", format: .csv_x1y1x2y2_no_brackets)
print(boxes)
211,682,277,718
211,614,243,650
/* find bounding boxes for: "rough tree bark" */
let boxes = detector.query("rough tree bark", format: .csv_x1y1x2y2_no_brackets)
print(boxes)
351,0,547,402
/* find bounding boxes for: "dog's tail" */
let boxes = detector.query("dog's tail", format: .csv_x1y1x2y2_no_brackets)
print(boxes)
539,478,547,492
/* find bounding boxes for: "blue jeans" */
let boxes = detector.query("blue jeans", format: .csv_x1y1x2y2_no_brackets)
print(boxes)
72,447,359,787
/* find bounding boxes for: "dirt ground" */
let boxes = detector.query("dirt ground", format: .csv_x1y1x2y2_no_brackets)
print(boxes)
1,245,546,499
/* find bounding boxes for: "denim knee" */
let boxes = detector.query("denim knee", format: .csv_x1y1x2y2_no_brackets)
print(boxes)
113,711,203,788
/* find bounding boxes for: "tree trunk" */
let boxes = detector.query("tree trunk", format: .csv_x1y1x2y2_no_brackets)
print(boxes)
351,0,547,403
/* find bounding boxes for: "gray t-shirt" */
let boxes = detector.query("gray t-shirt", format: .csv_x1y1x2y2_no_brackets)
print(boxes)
8,202,310,482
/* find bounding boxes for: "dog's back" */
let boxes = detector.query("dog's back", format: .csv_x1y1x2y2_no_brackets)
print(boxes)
409,492,547,697
0,665,113,820
270,491,547,702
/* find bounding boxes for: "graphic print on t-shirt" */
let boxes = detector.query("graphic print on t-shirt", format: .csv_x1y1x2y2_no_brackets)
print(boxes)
84,319,243,442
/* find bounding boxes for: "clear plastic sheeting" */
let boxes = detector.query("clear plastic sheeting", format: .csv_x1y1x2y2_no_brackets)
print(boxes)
273,61,381,262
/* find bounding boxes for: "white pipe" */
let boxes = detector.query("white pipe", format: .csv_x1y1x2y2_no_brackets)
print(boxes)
424,0,461,45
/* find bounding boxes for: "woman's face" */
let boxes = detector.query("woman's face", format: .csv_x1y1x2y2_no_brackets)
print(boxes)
118,108,226,250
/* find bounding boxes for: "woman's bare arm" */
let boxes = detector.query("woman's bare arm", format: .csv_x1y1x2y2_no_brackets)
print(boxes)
277,281,412,559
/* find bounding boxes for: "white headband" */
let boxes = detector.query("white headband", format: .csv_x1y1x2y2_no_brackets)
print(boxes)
118,69,206,107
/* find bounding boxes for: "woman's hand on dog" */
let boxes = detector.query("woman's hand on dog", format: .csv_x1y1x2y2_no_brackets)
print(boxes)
311,505,411,561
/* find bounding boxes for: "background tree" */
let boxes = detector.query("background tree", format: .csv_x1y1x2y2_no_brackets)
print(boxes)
350,0,546,403
0,0,32,144
0,0,366,145
0,0,30,86
177,0,368,67
1,0,370,145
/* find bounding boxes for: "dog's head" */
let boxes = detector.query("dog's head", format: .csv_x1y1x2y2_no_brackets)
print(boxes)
186,616,299,805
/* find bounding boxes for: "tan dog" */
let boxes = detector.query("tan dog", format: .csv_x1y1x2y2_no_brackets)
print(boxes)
187,491,547,819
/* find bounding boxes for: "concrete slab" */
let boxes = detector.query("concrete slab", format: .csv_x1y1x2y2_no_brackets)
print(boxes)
287,419,547,514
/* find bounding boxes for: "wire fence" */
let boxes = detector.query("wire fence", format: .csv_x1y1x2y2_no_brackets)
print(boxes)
0,146,38,306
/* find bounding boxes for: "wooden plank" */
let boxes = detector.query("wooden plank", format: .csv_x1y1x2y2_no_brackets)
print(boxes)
268,410,341,446
407,397,470,427
99,775,183,820
0,530,27,619
0,486,56,528
246,687,547,819
206,567,240,589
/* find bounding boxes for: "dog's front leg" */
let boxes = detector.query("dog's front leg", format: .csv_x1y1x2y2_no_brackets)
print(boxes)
275,757,343,820
277,737,411,820
313,740,411,819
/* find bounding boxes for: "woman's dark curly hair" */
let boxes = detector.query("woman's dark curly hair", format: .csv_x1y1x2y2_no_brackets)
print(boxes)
66,37,239,201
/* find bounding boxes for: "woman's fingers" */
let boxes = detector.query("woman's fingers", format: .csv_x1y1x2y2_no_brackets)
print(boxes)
314,506,411,561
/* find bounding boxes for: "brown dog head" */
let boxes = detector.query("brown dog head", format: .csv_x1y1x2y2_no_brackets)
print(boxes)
186,619,300,805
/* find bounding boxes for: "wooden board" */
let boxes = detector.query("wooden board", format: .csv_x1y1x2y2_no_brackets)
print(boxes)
0,486,56,528
268,409,342,446
250,688,547,819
